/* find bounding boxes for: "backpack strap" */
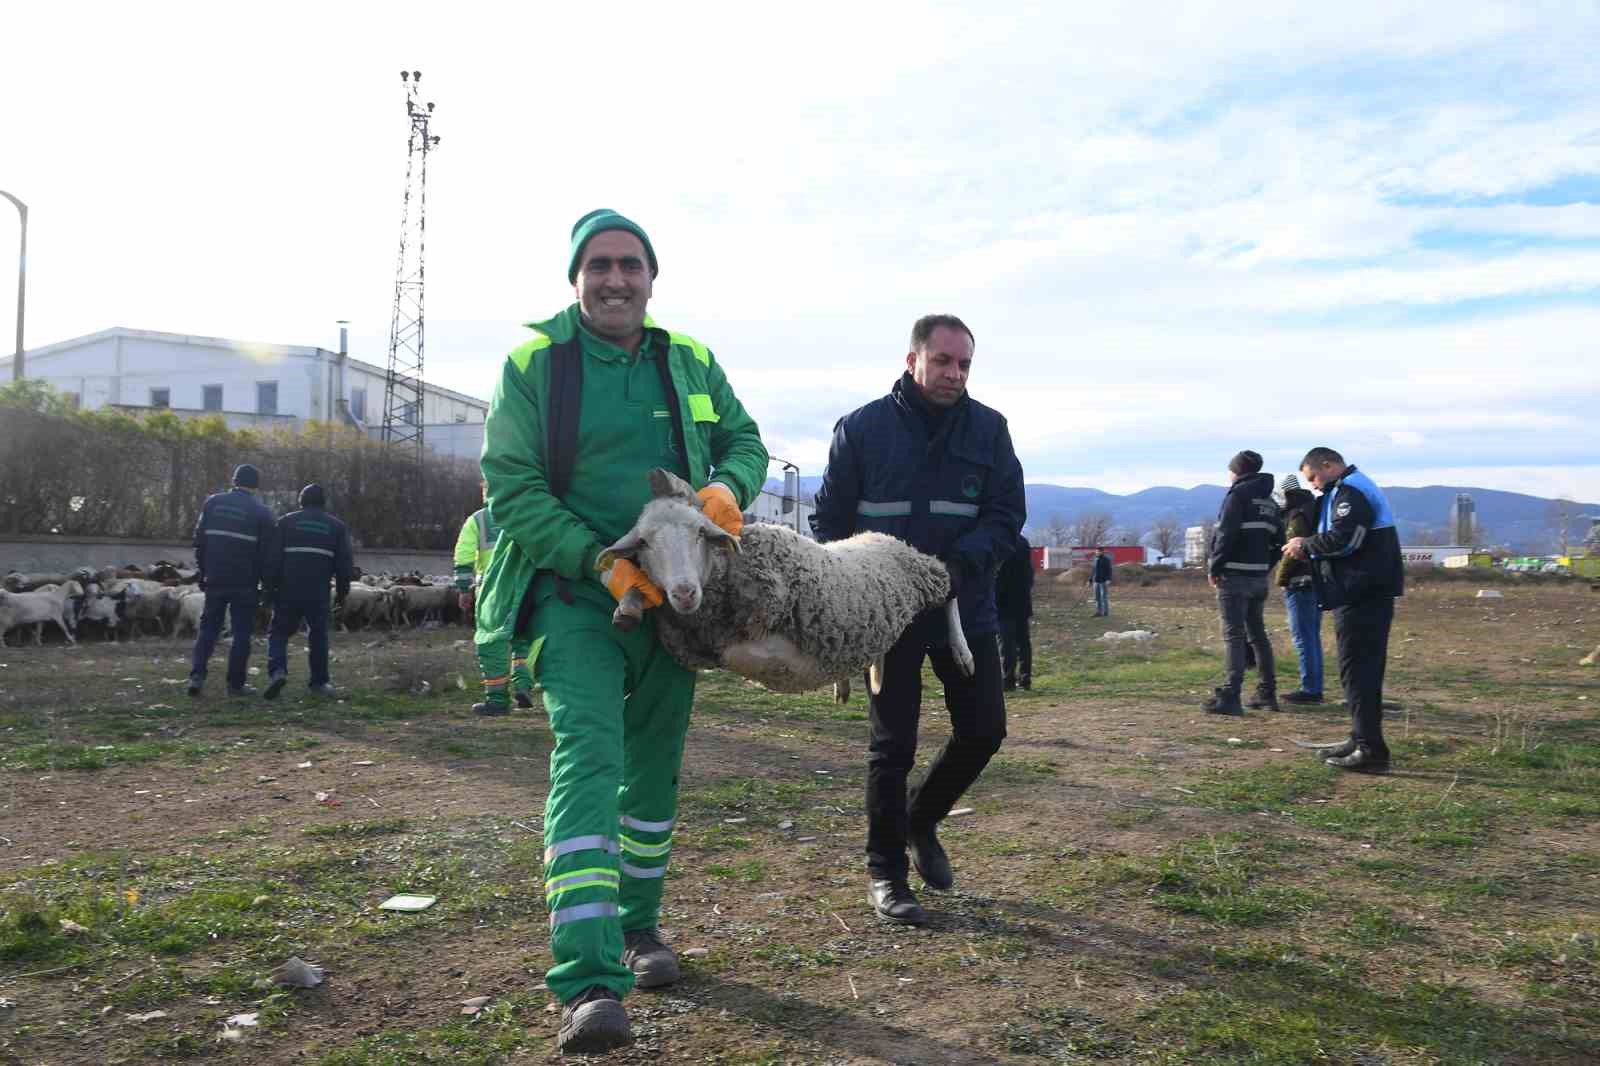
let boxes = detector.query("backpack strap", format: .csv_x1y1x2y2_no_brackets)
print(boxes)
545,336,584,501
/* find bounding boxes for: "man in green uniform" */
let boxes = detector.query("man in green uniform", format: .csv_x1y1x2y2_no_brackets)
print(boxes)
454,480,534,715
477,209,767,1054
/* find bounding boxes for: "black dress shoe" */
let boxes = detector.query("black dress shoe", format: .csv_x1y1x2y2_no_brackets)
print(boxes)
1317,738,1359,760
868,878,927,925
1326,747,1390,773
263,672,288,701
1282,689,1323,704
514,688,535,709
909,824,953,891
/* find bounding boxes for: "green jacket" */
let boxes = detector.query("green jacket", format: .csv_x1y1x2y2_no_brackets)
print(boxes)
475,304,768,645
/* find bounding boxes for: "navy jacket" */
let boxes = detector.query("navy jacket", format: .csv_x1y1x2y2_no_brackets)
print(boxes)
265,507,354,604
1209,471,1284,579
1304,465,1404,608
813,373,1026,638
1092,553,1113,583
192,488,276,592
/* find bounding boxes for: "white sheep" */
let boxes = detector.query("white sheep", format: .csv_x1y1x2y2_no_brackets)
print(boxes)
0,580,85,646
392,583,451,626
600,469,973,695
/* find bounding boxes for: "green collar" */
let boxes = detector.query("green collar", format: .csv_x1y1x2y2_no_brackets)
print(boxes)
525,303,663,363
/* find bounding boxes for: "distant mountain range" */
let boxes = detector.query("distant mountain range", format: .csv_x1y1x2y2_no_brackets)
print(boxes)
764,477,1598,552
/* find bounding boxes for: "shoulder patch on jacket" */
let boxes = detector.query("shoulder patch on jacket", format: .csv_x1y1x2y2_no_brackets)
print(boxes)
1335,500,1352,518
667,330,711,366
508,332,555,374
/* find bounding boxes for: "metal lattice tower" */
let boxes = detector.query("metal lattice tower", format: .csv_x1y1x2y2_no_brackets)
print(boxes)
381,70,441,465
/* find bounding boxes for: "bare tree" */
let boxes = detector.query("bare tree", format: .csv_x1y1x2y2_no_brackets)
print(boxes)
1042,514,1072,547
1072,510,1114,548
1409,525,1451,546
1586,517,1600,554
1110,524,1143,547
1144,513,1181,556
1547,497,1578,555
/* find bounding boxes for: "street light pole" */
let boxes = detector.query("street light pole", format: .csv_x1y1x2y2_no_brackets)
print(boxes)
0,190,25,382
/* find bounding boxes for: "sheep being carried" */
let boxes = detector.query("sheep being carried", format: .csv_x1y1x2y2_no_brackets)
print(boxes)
600,469,973,694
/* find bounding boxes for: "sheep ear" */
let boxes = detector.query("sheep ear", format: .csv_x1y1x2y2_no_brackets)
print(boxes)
698,513,741,555
598,529,645,572
649,468,700,505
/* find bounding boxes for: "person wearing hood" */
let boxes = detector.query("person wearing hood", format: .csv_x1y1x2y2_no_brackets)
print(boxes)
262,483,353,699
188,463,276,697
1274,473,1324,703
813,313,1026,928
1204,450,1284,715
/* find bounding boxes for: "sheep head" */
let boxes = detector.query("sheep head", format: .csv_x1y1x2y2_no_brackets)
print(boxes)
600,469,739,616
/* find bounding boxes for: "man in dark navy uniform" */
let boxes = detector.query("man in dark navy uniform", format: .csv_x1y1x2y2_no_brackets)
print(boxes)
814,314,1026,925
263,483,354,699
188,463,276,697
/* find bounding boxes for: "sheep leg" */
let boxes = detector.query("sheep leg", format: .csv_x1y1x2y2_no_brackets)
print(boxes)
833,678,850,704
604,570,645,631
54,618,76,646
868,657,885,696
946,599,975,678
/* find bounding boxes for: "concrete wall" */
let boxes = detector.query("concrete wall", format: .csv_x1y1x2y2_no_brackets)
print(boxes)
0,536,452,578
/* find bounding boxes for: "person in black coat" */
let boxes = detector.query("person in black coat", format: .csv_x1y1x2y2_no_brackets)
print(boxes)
188,464,276,697
262,483,354,698
813,313,1026,927
1204,450,1284,715
1089,549,1113,616
996,533,1035,690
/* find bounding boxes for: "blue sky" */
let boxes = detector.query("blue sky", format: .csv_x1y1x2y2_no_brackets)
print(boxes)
3,1,1598,497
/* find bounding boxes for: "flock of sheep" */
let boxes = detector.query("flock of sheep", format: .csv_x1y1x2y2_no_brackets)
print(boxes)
0,563,468,648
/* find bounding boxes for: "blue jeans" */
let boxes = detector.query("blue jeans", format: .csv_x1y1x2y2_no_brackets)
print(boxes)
190,589,259,690
1284,586,1323,695
268,597,331,687
1093,582,1110,616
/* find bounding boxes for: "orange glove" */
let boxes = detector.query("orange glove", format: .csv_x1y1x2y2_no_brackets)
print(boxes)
605,558,664,608
697,483,742,536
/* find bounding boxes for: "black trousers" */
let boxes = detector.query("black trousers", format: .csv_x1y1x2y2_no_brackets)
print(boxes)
267,597,331,687
190,589,258,689
1333,597,1394,755
1000,617,1032,685
866,627,1007,880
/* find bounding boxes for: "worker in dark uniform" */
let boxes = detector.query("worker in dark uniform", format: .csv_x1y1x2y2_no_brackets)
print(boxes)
263,483,353,699
1205,450,1283,715
1283,447,1404,772
188,463,276,697
814,313,1026,927
996,532,1035,690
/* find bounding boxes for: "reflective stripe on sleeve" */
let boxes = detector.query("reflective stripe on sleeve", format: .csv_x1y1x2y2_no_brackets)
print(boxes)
930,500,980,517
549,901,619,928
205,530,259,542
856,500,912,517
620,814,674,833
285,546,335,557
544,835,621,863
1240,522,1276,531
1223,561,1272,571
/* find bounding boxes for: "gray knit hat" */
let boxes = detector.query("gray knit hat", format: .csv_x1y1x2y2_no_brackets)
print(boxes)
1278,473,1300,494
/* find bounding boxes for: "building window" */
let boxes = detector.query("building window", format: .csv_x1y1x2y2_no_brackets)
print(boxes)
257,381,278,415
202,385,223,412
350,386,366,422
150,387,171,408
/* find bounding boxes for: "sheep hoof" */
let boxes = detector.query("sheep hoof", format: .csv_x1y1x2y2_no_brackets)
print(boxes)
612,607,643,632
833,679,850,704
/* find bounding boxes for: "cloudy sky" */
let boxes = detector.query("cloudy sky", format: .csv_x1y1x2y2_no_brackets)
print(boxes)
4,1,1598,498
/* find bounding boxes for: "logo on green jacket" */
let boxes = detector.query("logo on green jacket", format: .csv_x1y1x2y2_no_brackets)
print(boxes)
962,474,982,499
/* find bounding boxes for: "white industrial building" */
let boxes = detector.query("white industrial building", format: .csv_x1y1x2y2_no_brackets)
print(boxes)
1,327,488,460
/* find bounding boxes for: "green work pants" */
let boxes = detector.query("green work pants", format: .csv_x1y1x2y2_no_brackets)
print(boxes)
530,581,696,1003
475,635,534,704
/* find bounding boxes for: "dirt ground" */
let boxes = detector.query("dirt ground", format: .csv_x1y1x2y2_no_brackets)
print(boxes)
1,570,1597,1064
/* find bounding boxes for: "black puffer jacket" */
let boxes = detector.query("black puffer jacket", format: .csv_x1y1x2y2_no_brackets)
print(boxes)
1208,471,1284,579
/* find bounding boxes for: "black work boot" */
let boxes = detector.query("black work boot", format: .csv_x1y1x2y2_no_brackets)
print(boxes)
227,685,257,698
908,823,953,891
1326,745,1390,773
187,674,204,698
514,688,535,710
869,878,928,925
263,671,288,701
622,927,680,989
1246,686,1280,712
557,985,632,1055
1282,689,1323,704
1020,673,1031,691
473,696,511,717
1201,688,1244,715
308,683,337,697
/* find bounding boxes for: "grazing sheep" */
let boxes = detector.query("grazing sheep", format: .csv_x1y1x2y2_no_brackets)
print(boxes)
392,583,451,626
338,584,394,630
3,571,73,593
599,469,973,694
0,580,85,646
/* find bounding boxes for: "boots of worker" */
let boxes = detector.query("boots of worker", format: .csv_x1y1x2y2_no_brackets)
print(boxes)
263,670,288,701
557,985,632,1054
1201,687,1244,715
622,927,680,989
1246,685,1280,712
869,878,928,925
514,687,536,710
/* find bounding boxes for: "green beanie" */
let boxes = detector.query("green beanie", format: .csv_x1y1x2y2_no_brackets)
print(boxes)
567,208,659,283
